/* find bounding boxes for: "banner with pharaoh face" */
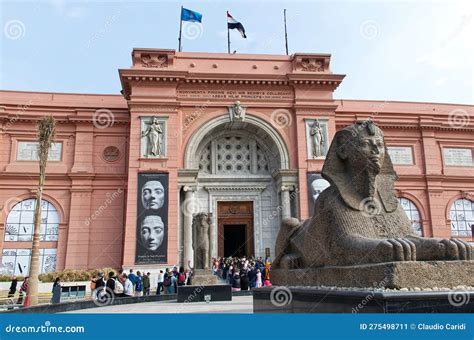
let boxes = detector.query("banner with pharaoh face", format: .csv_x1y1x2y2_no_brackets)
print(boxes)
136,173,168,264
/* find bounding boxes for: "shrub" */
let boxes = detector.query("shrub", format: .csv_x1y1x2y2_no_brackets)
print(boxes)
37,267,119,283
0,275,25,282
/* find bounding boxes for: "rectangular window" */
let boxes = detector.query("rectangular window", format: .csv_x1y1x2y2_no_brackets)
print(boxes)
0,249,57,276
16,141,62,161
387,146,414,165
443,148,473,167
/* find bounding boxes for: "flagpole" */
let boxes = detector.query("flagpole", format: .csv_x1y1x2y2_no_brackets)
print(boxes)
178,6,183,52
284,9,289,55
227,11,231,54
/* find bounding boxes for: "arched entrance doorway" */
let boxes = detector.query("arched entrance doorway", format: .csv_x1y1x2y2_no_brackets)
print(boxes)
180,114,296,266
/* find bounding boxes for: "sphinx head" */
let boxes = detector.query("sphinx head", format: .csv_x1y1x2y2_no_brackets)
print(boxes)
335,120,386,175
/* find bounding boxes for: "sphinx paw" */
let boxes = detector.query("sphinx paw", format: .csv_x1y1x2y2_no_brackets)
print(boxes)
449,238,472,260
377,238,415,262
439,239,460,260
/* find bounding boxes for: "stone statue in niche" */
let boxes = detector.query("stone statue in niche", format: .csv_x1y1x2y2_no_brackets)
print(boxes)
142,117,163,157
275,120,472,270
310,120,325,158
192,212,212,269
229,101,246,122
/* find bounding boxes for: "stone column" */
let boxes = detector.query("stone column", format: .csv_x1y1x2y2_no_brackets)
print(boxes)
183,186,196,267
281,185,292,219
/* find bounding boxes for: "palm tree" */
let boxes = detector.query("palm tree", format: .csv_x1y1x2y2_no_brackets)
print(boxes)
27,116,56,306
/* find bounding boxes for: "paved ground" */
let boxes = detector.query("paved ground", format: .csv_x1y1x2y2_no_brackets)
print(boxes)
62,295,253,314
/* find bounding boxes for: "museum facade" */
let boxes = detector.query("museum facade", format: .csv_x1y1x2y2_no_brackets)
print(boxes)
0,48,473,275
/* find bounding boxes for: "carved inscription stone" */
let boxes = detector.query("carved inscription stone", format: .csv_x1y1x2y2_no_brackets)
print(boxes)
177,89,293,100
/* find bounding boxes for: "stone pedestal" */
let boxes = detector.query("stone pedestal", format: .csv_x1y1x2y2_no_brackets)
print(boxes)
272,261,474,289
191,269,220,286
177,270,231,303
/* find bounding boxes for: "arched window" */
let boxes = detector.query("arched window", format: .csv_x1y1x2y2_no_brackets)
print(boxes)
450,198,473,237
1,199,58,276
398,198,422,236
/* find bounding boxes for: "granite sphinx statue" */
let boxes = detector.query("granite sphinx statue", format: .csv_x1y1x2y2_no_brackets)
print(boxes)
274,121,472,270
192,212,212,270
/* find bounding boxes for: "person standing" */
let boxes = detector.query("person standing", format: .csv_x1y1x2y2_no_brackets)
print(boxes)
143,272,151,296
169,273,177,294
8,276,17,299
231,270,241,292
106,271,116,300
95,272,106,300
248,266,256,289
255,269,262,288
163,268,171,294
90,275,97,298
121,273,133,298
135,271,143,296
177,267,186,287
17,277,29,305
156,270,164,295
8,276,17,309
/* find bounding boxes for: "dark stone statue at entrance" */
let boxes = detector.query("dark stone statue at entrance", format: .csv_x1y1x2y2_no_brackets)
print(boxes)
272,121,473,289
192,213,211,270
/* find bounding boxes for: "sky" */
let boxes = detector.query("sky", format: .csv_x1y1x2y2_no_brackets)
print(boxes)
0,0,473,104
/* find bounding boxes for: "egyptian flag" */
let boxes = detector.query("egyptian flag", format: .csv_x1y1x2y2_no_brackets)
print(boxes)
227,12,247,38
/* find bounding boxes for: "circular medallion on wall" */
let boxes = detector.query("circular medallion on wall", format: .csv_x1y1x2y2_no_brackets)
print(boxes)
102,146,120,162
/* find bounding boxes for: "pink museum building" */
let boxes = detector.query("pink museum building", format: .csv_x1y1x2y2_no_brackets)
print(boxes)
0,48,473,275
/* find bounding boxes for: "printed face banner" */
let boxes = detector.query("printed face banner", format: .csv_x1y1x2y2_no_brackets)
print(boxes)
136,173,168,264
307,173,330,215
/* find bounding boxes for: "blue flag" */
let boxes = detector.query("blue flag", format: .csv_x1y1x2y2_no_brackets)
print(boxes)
181,7,202,23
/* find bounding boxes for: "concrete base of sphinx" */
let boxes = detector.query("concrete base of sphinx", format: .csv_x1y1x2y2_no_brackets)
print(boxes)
271,261,474,289
253,286,474,313
254,261,474,313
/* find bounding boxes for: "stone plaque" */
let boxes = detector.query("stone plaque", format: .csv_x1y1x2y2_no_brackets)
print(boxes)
17,142,62,161
387,146,413,165
443,148,473,166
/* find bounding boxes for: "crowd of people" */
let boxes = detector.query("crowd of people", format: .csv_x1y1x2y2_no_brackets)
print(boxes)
5,256,272,306
90,265,194,302
212,256,272,291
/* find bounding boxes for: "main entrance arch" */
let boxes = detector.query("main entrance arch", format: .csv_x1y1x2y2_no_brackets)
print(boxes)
179,113,296,266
